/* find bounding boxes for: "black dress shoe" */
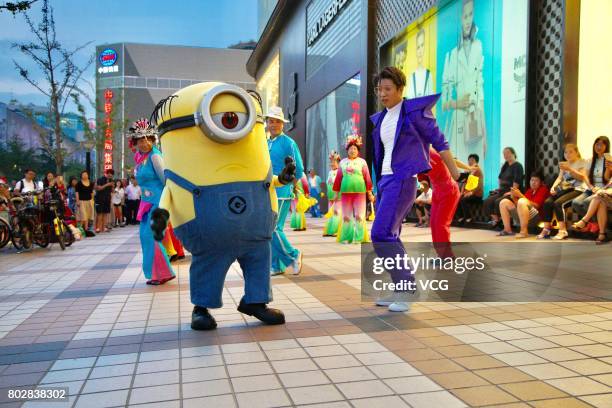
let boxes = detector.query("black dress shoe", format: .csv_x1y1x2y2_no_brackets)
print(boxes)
237,300,285,325
191,306,217,330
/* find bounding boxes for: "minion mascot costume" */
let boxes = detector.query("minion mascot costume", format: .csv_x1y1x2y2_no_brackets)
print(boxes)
150,82,296,330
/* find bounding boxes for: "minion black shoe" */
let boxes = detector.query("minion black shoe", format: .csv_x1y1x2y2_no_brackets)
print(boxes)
191,306,217,330
238,300,285,325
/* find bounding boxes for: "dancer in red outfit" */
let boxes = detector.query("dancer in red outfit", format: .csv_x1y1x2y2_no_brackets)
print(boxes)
428,147,461,259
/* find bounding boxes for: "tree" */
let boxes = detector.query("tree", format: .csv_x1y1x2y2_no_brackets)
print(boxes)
0,0,36,15
12,0,93,176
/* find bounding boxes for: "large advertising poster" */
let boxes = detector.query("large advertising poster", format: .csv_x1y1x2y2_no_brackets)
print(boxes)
380,0,529,194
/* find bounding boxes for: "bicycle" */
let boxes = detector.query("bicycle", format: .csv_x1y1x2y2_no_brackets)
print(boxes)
9,192,37,251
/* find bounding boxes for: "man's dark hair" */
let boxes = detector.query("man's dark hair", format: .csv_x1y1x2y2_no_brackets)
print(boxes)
530,170,544,181
373,66,406,89
24,168,34,174
105,169,115,175
467,154,480,163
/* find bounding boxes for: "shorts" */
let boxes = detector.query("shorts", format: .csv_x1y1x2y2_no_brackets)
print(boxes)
78,200,94,221
95,201,111,214
510,205,540,228
113,203,122,207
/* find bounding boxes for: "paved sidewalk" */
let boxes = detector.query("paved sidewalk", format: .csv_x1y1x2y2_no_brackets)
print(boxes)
0,219,610,407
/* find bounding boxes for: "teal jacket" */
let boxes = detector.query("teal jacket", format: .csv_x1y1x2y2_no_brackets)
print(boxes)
267,133,304,199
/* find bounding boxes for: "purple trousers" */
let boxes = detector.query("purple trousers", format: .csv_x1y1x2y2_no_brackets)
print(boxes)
371,175,417,286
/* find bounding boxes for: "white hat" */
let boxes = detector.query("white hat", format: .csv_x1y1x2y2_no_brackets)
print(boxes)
264,106,289,123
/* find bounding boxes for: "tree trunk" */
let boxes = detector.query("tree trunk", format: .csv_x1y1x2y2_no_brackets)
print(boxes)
51,93,63,176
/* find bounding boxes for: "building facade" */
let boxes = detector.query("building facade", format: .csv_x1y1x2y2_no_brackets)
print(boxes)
250,0,602,199
95,43,255,178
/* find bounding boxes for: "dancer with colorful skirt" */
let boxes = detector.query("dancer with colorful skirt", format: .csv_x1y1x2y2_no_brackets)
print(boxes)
308,169,322,218
323,151,342,236
129,119,175,285
333,135,374,244
291,175,310,231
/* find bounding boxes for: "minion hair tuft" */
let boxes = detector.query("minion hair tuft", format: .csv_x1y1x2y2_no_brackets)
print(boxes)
150,94,179,126
247,89,263,111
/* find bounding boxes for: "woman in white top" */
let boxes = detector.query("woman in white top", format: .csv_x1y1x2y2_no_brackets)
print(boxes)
571,136,610,217
112,180,125,227
537,144,588,240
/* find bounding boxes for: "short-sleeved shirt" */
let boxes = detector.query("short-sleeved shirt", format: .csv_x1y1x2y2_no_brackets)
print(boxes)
15,178,37,193
95,177,113,203
75,181,94,201
498,162,524,192
524,185,550,217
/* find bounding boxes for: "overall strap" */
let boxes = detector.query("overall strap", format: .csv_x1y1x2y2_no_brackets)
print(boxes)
164,169,202,197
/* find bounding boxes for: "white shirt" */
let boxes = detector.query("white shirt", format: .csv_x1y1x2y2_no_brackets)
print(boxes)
380,101,402,175
112,188,125,205
406,68,434,99
585,157,605,187
416,188,432,203
125,184,141,200
15,178,36,193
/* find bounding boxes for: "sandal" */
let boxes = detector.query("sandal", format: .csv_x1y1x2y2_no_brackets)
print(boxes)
497,230,515,236
553,230,569,240
537,228,551,239
572,219,587,231
596,233,607,245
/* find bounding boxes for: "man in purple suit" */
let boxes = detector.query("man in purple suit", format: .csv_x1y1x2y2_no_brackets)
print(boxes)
370,67,459,312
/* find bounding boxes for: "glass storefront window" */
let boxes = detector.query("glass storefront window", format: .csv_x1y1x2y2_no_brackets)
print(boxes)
256,53,280,115
306,73,361,181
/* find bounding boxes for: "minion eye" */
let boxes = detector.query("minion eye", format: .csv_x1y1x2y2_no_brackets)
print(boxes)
195,84,257,144
212,112,248,131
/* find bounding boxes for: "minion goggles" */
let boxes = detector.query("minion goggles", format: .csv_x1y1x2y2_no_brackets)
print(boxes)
156,84,263,144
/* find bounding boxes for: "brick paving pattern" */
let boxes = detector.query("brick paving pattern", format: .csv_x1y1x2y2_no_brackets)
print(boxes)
0,219,610,407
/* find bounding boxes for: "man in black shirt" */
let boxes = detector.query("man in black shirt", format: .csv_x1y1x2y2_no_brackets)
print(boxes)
95,169,114,233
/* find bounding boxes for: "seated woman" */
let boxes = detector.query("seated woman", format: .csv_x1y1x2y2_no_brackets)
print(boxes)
483,147,524,229
455,153,484,224
573,158,612,244
498,171,549,238
537,143,588,240
572,136,610,219
414,180,432,227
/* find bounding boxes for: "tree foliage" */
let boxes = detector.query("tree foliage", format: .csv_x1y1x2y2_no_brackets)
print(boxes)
12,0,93,175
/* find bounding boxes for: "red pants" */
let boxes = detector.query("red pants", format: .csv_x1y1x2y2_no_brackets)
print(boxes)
430,183,460,258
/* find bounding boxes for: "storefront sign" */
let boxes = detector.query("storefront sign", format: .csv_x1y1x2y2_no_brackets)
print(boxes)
103,89,113,171
307,0,350,47
99,48,118,66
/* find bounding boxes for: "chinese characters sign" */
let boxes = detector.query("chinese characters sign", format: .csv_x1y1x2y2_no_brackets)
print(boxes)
104,89,113,171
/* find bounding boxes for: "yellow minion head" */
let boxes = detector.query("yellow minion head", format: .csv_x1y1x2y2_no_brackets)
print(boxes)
153,82,274,228
154,82,270,186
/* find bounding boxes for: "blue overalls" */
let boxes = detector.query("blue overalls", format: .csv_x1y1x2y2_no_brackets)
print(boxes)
164,169,276,308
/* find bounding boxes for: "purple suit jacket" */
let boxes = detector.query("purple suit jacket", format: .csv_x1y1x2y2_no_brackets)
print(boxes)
369,94,449,182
